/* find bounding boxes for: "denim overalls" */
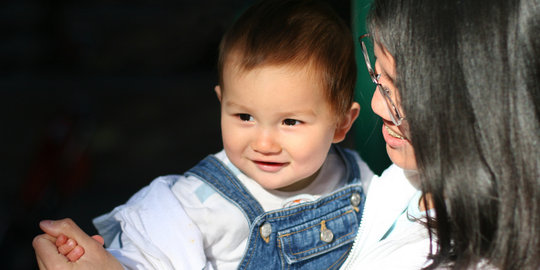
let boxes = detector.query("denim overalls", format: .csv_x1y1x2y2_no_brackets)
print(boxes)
185,146,366,270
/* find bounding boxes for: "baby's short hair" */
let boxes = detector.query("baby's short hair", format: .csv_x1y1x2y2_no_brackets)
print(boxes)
218,0,356,117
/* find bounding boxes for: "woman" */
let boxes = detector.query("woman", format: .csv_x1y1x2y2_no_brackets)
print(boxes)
33,0,539,269
343,0,539,269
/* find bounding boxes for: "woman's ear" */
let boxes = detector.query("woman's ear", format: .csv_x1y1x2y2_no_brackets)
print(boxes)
214,85,222,102
333,102,360,143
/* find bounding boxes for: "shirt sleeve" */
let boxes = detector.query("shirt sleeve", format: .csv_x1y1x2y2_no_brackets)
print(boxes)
93,176,214,270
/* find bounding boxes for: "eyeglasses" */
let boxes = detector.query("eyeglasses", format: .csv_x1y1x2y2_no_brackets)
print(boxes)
359,34,404,126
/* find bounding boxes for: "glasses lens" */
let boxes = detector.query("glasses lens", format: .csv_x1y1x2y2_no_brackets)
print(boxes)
361,34,404,126
361,41,377,82
377,84,403,126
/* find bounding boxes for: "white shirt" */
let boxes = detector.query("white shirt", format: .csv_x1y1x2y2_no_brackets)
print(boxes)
94,147,374,270
172,148,374,270
340,165,433,270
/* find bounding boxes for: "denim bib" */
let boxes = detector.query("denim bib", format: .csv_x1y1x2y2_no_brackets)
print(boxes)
186,146,365,270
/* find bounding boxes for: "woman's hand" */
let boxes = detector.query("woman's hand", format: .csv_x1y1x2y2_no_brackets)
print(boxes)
33,218,123,270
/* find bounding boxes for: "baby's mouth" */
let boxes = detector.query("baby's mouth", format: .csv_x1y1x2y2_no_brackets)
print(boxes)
254,161,283,166
252,160,289,173
385,125,405,139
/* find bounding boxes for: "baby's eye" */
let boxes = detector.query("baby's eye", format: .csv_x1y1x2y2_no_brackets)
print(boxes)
238,114,254,122
282,119,301,126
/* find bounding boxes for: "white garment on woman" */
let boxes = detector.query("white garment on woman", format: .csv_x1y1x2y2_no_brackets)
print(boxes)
340,165,433,270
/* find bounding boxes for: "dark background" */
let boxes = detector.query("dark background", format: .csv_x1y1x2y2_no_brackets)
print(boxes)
0,0,360,269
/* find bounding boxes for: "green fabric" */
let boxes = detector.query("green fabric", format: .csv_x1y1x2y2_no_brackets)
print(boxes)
351,0,391,175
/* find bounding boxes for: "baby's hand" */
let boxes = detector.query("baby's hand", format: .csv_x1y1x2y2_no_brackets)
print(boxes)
34,219,122,269
55,234,84,262
55,234,105,262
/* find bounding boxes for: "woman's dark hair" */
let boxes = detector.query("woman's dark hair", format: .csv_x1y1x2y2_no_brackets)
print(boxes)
367,0,539,269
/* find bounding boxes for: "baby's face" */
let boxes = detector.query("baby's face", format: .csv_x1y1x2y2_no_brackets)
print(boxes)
217,64,341,192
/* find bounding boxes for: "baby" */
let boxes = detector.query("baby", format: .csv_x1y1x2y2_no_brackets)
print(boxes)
38,0,374,269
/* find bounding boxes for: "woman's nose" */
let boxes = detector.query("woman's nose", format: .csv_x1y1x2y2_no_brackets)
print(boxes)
371,84,388,120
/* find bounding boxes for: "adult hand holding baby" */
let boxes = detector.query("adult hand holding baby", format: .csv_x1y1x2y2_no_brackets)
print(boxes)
33,219,122,270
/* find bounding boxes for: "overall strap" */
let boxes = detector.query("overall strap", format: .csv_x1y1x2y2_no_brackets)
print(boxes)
185,156,265,224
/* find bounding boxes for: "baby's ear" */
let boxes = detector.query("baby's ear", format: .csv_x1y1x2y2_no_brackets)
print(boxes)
214,85,222,102
333,102,360,143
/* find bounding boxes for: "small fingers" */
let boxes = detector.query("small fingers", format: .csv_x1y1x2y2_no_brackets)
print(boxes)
57,238,77,255
39,219,96,248
66,245,85,262
91,235,105,246
55,234,68,247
